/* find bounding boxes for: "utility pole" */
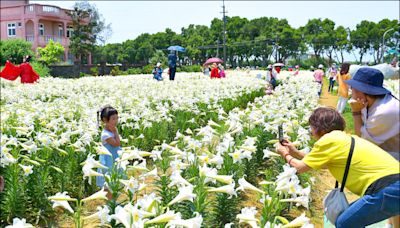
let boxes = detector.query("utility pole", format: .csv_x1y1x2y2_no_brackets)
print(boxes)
275,36,278,63
216,40,219,57
221,0,227,67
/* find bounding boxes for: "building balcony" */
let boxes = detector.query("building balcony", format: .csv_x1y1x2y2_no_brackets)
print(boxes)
26,35,70,47
24,4,71,20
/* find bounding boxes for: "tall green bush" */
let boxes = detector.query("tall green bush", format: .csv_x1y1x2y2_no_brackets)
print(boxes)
37,40,65,65
0,39,34,64
31,61,50,77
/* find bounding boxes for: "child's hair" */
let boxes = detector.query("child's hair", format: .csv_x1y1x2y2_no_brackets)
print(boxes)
308,107,345,136
97,105,118,128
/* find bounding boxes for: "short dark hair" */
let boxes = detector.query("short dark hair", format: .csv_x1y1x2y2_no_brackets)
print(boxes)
340,63,350,75
97,105,118,125
25,55,32,63
309,107,346,136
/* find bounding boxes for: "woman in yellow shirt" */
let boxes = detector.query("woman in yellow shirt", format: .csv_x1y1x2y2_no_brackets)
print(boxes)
336,63,351,113
276,107,399,227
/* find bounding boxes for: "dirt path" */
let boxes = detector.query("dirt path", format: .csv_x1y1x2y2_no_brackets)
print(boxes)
311,80,359,227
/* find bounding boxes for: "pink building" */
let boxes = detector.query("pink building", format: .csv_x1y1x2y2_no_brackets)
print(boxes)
0,0,88,64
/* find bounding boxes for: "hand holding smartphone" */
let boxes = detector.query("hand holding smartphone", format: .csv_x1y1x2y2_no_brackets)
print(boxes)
278,125,284,144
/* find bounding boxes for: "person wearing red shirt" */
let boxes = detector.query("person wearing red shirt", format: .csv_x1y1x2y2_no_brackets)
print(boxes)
210,63,220,78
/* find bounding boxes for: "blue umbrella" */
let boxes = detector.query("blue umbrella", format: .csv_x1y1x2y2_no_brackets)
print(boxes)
167,45,186,52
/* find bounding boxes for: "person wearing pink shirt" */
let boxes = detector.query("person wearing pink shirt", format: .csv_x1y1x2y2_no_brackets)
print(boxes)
314,64,325,96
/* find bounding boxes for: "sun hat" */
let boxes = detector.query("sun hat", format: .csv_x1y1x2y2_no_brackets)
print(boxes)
267,64,272,69
344,67,391,95
295,65,299,69
318,64,324,69
156,62,161,67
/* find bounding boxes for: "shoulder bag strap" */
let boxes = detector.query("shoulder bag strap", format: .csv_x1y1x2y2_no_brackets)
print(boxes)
335,137,355,192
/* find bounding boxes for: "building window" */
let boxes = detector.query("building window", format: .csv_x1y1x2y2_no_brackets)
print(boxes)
18,22,22,27
39,23,44,36
7,23,16,37
66,26,73,38
58,24,63,37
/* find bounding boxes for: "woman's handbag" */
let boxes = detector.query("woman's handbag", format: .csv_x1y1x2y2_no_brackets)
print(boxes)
323,137,355,225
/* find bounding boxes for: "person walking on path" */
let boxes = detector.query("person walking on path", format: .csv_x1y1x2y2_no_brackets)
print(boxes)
314,64,325,96
276,107,400,228
327,63,338,93
336,63,351,113
168,51,177,80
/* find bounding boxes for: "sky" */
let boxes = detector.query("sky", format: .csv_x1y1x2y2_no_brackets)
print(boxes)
31,1,399,62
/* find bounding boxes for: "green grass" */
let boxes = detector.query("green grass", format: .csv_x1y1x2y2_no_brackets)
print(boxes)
342,103,355,135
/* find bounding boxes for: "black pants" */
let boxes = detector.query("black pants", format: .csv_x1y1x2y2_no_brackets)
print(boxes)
328,78,335,92
169,67,176,80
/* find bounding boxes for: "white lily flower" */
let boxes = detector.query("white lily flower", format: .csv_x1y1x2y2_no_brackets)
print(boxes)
137,193,161,214
168,185,196,206
83,205,111,225
5,218,34,228
208,119,221,128
120,177,139,194
19,164,33,176
282,213,311,228
110,205,131,228
128,160,149,172
48,192,75,213
209,153,224,169
1,150,17,167
146,210,180,224
207,182,237,198
280,196,309,209
96,146,112,156
263,148,280,159
167,212,203,228
236,207,260,228
224,223,234,228
139,167,159,180
236,177,265,194
81,187,108,202
211,175,234,185
168,170,192,188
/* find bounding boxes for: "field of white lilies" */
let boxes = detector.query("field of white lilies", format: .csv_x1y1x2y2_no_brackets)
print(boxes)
3,71,395,228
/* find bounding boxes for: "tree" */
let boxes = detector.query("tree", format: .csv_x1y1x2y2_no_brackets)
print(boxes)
0,39,34,64
320,19,336,64
371,19,399,64
334,26,350,63
150,50,167,66
67,1,112,63
37,40,65,65
351,20,374,64
301,18,333,61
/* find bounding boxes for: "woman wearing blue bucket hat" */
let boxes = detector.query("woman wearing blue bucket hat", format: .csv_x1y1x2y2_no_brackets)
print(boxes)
345,67,399,228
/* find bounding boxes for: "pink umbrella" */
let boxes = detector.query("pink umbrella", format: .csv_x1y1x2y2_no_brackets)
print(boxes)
204,57,224,66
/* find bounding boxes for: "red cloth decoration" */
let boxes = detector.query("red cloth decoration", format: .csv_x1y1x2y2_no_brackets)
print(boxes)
20,63,40,83
0,61,39,83
0,61,21,81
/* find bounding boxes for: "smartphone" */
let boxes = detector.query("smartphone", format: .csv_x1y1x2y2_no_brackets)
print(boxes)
278,125,284,143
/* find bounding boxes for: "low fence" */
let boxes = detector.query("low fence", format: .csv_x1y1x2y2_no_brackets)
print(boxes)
49,63,145,78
